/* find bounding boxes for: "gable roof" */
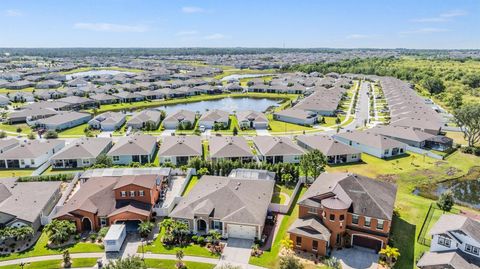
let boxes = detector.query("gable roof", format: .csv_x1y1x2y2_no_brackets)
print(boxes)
300,173,397,220
236,110,268,123
0,140,64,159
51,137,111,160
158,136,202,157
128,109,162,125
429,214,480,243
334,130,406,150
107,134,157,156
253,136,304,156
198,109,229,122
296,135,360,156
169,175,275,225
209,136,253,158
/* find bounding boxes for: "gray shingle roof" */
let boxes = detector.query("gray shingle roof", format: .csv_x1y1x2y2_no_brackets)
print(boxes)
51,137,112,160
253,136,304,156
158,136,202,157
107,134,157,156
209,136,253,158
429,214,480,243
296,135,360,156
288,216,331,242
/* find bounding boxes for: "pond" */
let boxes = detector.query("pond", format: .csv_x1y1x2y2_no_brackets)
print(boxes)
66,70,134,80
416,167,480,209
156,97,281,114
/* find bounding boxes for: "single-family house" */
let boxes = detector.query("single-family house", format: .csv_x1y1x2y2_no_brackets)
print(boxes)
0,140,65,168
107,134,157,165
169,173,275,240
35,111,92,131
162,110,196,129
0,139,20,154
88,112,126,131
253,136,304,163
208,136,254,163
236,110,269,129
126,109,162,130
198,109,230,129
158,136,202,166
50,137,113,169
333,130,407,159
273,108,317,126
417,214,480,269
296,135,361,164
289,173,397,255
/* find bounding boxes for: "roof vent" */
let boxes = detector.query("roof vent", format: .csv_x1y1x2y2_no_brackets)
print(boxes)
235,186,239,190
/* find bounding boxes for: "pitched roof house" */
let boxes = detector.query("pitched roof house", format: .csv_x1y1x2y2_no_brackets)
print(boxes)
54,174,164,232
169,173,275,239
289,173,397,256
163,110,196,129
0,140,65,168
296,135,361,164
126,109,162,130
35,111,92,131
417,214,480,269
158,136,202,166
50,137,113,169
253,136,304,163
208,136,254,162
333,130,407,159
88,112,126,131
0,178,61,231
107,134,157,165
236,110,269,129
198,109,230,129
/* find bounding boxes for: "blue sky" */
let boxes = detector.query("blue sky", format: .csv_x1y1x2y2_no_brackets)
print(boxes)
1,0,478,48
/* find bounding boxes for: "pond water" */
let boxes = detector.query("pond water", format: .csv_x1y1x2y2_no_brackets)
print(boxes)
416,167,480,209
67,70,134,80
157,97,280,114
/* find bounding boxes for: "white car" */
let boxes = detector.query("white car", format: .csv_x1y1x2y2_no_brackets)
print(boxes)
199,125,206,132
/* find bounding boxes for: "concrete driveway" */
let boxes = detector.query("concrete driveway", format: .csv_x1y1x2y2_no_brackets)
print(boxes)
256,129,271,136
332,247,379,269
221,238,253,264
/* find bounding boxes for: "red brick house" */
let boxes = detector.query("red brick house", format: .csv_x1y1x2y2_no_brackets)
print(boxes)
288,173,397,255
54,174,163,232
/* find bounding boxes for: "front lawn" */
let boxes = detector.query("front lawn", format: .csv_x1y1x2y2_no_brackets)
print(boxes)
58,123,98,137
0,258,97,269
0,169,33,178
0,231,103,262
249,187,306,268
144,259,215,269
139,228,219,258
0,123,32,135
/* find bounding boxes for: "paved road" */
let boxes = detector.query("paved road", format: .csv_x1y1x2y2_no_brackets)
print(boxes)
352,81,370,129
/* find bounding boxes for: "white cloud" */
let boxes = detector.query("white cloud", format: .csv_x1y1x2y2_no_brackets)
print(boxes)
400,28,449,35
5,9,22,17
176,30,198,36
204,33,227,40
411,9,467,23
73,23,148,33
346,34,370,39
181,6,206,14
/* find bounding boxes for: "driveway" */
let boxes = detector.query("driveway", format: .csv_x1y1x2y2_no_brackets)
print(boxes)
256,129,271,136
221,238,253,265
161,129,176,136
332,247,379,269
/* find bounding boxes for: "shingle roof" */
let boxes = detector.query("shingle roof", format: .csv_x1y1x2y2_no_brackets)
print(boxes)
170,175,275,225
209,136,253,158
334,130,406,150
107,134,157,156
288,216,331,241
198,109,229,123
158,136,202,157
417,250,480,269
253,136,304,156
296,135,360,156
299,173,397,220
51,137,111,159
0,140,64,159
429,214,480,243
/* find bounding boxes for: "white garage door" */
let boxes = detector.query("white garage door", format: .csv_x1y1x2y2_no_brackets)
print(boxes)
227,224,257,239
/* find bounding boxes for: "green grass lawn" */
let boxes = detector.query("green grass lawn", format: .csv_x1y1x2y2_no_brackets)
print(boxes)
0,169,33,178
0,123,32,135
181,176,199,196
144,259,215,269
271,184,295,204
250,187,306,268
60,66,143,75
0,87,35,94
0,232,103,262
0,258,98,269
267,114,315,133
139,228,219,258
57,123,90,137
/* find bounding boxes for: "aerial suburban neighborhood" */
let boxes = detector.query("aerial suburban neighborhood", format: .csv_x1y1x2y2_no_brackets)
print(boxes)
0,1,479,269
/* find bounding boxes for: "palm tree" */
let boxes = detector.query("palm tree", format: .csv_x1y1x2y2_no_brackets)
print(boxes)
104,255,147,269
138,221,154,239
207,230,222,245
379,245,400,268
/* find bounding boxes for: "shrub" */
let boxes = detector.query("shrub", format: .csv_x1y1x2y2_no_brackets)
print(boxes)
44,130,58,139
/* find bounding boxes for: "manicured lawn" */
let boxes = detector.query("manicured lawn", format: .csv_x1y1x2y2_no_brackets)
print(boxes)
267,114,315,133
320,116,344,127
0,123,32,135
0,169,33,178
271,184,295,204
140,228,219,258
445,131,476,146
213,68,276,80
144,259,215,269
41,166,83,176
249,187,306,268
0,87,35,94
181,176,199,196
0,258,98,269
60,66,143,75
0,232,103,262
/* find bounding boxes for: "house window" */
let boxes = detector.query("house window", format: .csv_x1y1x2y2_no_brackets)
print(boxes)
438,236,451,248
351,154,357,159
100,218,107,227
339,215,345,221
312,240,318,251
296,236,302,247
352,214,359,225
31,159,35,165
139,190,145,196
130,191,135,197
465,244,479,255
384,149,389,155
307,207,316,214
20,160,25,165
329,214,335,221
213,220,222,230
82,159,90,165
377,220,384,230
364,217,371,227
121,191,126,197
113,156,120,161
349,141,352,146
